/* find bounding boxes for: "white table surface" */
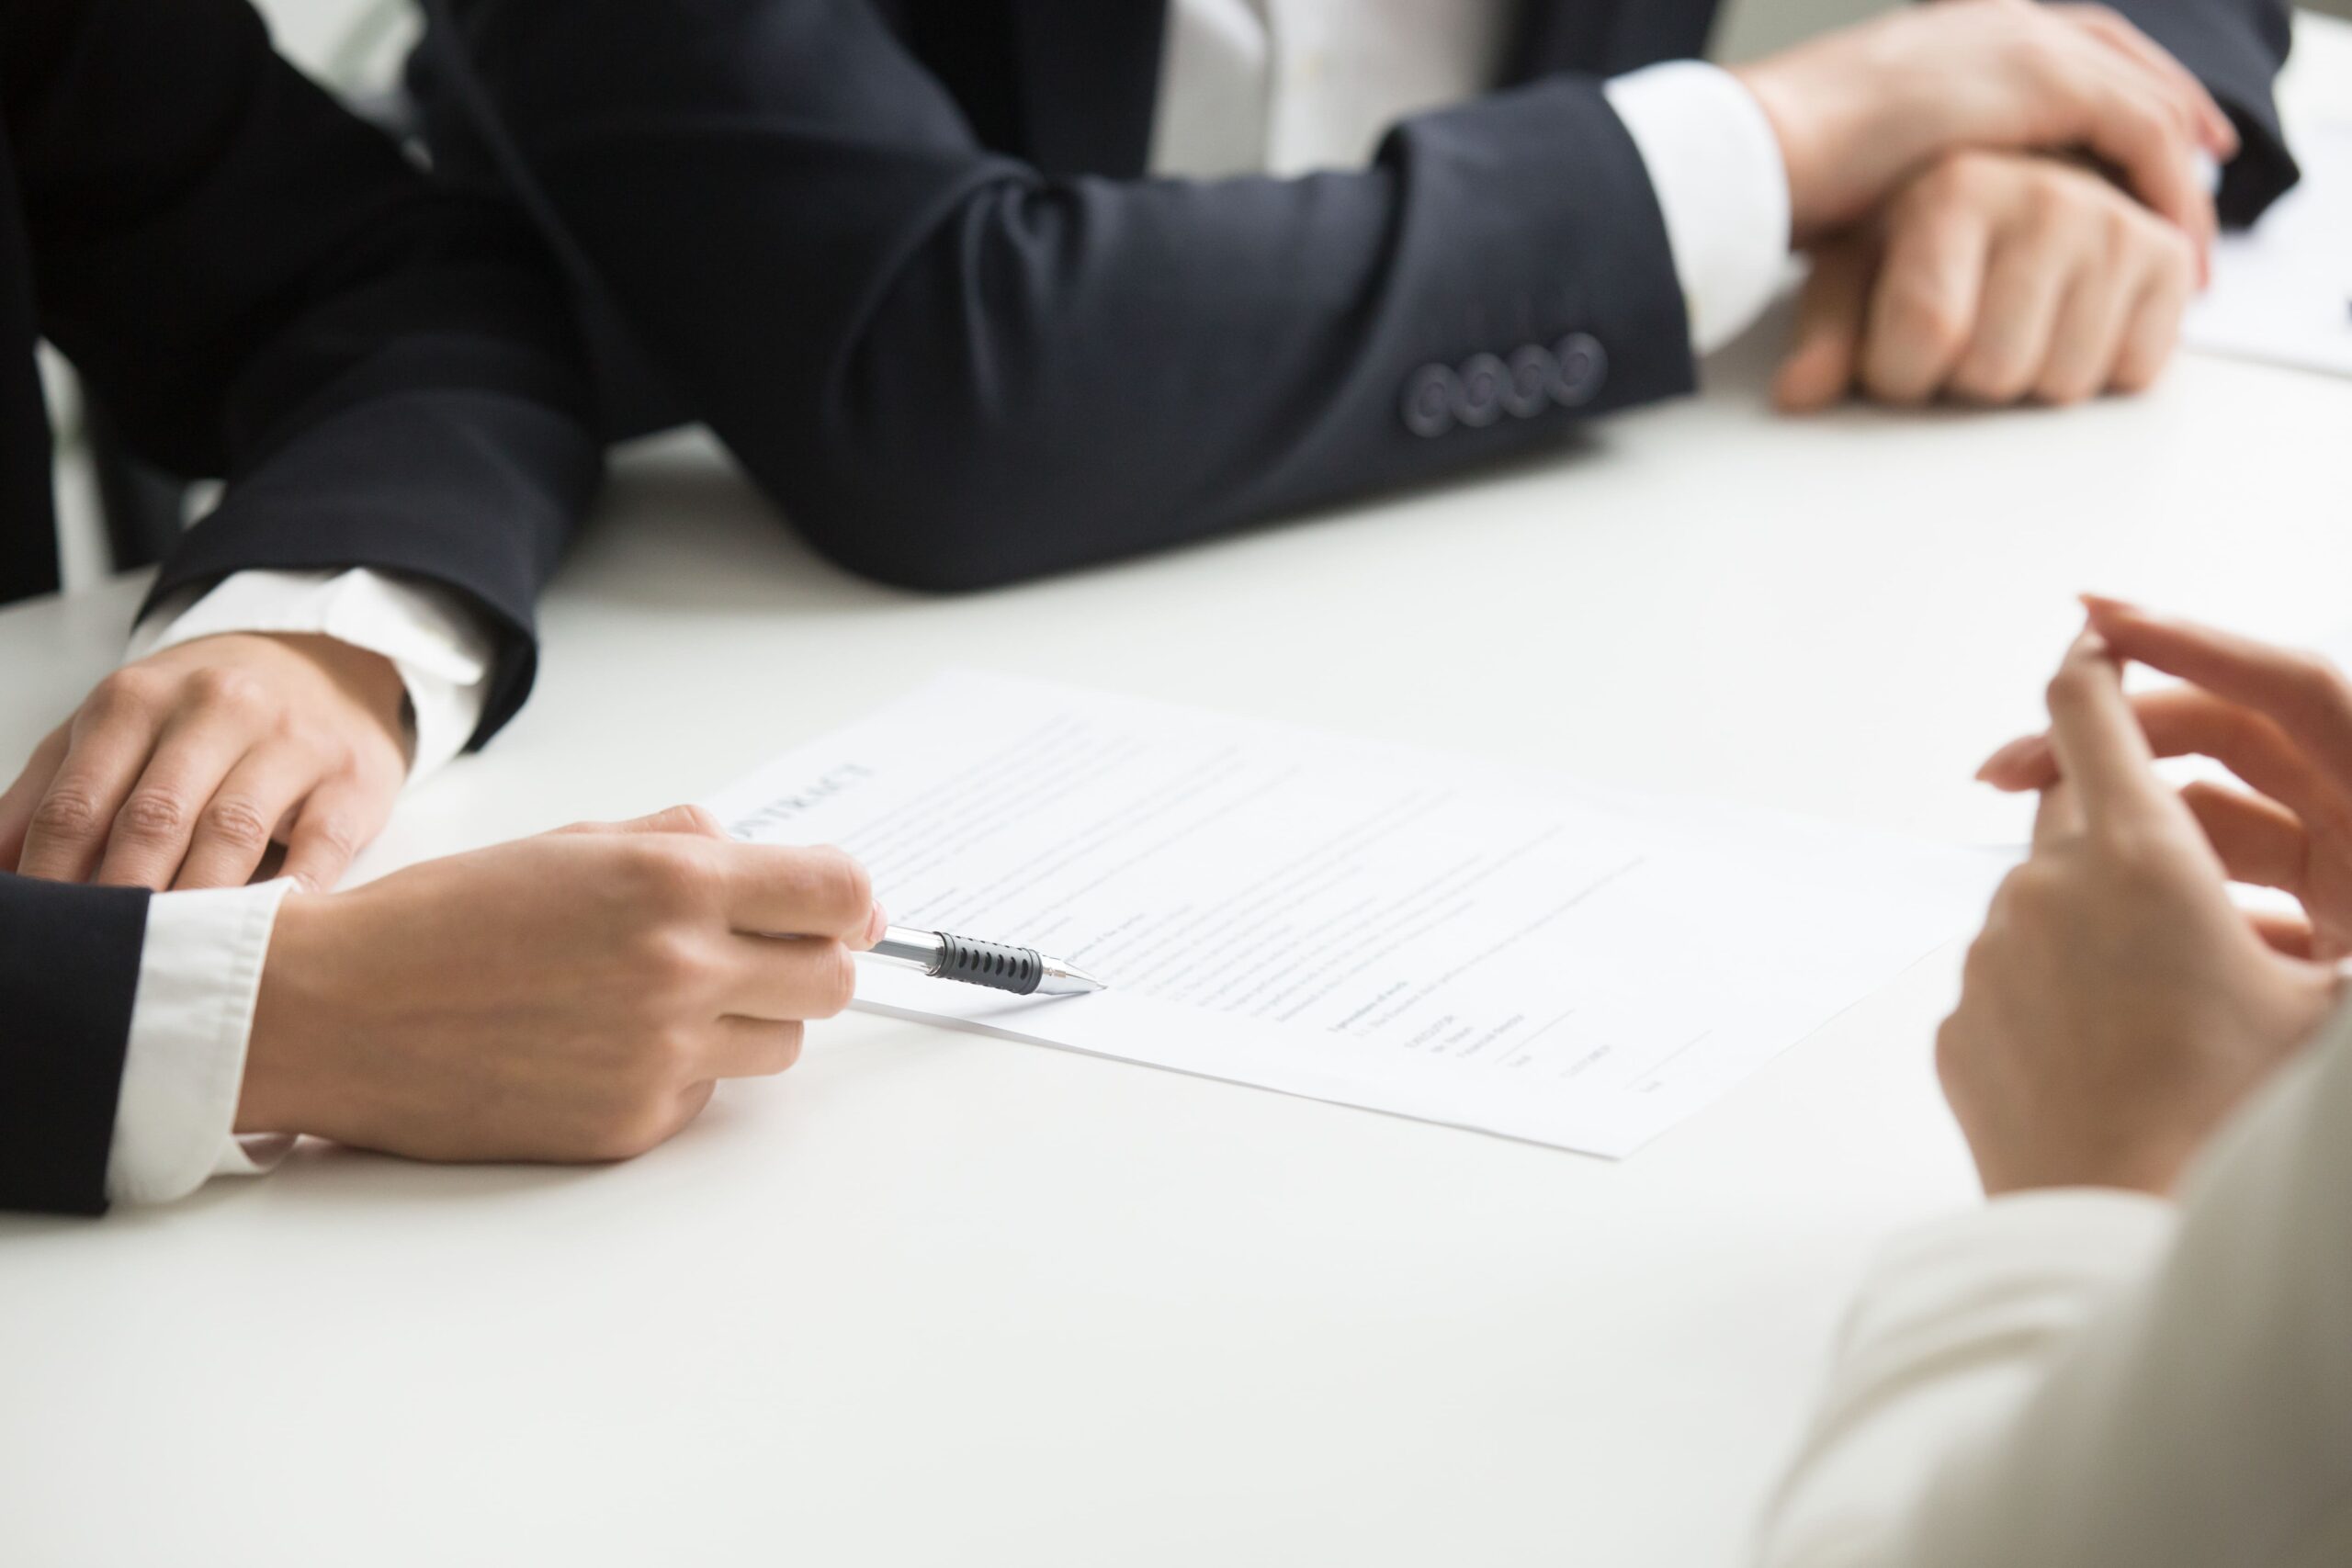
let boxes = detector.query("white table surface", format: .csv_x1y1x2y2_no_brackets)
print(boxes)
6,25,2351,1565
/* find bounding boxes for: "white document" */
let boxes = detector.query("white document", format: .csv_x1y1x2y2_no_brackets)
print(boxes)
2186,108,2352,378
707,674,2000,1156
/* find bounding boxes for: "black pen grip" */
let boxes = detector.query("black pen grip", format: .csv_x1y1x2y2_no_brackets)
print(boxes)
933,931,1045,996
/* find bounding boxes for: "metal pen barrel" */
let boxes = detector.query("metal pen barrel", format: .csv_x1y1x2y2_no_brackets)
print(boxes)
861,926,1103,998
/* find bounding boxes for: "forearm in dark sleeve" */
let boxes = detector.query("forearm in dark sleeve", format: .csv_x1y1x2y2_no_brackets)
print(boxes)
9,0,600,748
0,877,149,1217
451,0,1690,591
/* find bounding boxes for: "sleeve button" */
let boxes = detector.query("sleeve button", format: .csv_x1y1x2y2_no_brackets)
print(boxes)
1503,345,1555,419
1401,364,1460,437
1451,354,1509,428
1547,333,1607,407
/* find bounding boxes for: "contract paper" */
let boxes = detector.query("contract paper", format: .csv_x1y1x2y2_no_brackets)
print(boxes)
707,674,2000,1156
2186,108,2352,379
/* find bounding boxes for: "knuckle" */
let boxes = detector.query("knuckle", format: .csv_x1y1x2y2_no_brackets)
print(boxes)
2020,167,2075,225
199,795,274,853
187,666,267,716
28,785,105,843
801,845,873,926
636,927,716,998
647,1023,703,1079
674,804,728,840
116,788,191,848
631,839,723,912
1884,285,1968,360
1999,859,2060,915
1919,152,1987,209
88,667,162,722
2098,205,2143,257
2088,820,2162,873
300,813,366,864
2044,667,2090,712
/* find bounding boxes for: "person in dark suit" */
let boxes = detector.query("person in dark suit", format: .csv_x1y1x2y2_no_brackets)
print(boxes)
410,0,2299,595
0,0,880,1216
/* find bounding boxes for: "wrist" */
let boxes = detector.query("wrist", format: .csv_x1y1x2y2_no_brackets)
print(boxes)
236,890,355,1137
1730,59,1843,241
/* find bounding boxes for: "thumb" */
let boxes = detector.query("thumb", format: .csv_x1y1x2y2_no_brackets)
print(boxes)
554,804,733,840
1774,239,1874,413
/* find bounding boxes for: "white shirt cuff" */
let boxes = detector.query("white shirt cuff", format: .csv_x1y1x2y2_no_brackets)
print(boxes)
1603,61,1792,357
129,569,497,784
106,880,296,1206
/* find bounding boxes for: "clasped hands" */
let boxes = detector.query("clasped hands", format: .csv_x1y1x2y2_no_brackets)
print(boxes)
1736,0,2233,412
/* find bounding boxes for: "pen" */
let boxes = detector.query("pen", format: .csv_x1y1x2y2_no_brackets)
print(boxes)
865,925,1106,997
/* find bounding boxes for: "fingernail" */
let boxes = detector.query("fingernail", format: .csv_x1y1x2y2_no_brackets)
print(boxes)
866,902,888,945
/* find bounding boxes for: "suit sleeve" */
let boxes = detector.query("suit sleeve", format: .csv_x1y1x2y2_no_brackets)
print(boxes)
2,0,602,748
0,875,148,1216
1761,1007,2352,1568
2056,0,2300,226
435,0,1691,592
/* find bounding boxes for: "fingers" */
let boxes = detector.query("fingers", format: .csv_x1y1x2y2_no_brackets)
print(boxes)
2178,779,2311,894
277,778,393,894
2070,50,2215,261
1863,183,1993,403
2033,262,2140,408
2033,779,2084,850
16,680,164,882
1949,202,2084,403
2081,598,2352,784
720,843,881,945
705,1017,808,1079
1774,240,1874,412
1982,686,2336,825
2042,630,2171,828
2052,4,2237,157
168,746,313,890
2248,909,2317,961
91,708,265,889
560,803,734,840
2109,233,2195,392
719,931,862,1021
2041,203,2192,403
0,726,68,872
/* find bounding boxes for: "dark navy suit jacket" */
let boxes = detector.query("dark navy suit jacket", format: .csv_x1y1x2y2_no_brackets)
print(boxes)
0,0,597,1214
416,0,2297,592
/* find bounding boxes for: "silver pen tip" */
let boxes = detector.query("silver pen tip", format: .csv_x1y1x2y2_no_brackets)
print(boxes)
1037,961,1107,996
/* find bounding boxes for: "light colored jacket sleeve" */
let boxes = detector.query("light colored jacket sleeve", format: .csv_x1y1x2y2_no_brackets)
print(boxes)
1761,1003,2352,1568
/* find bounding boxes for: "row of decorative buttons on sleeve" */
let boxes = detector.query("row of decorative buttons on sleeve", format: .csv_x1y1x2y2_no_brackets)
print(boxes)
1399,333,1608,438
